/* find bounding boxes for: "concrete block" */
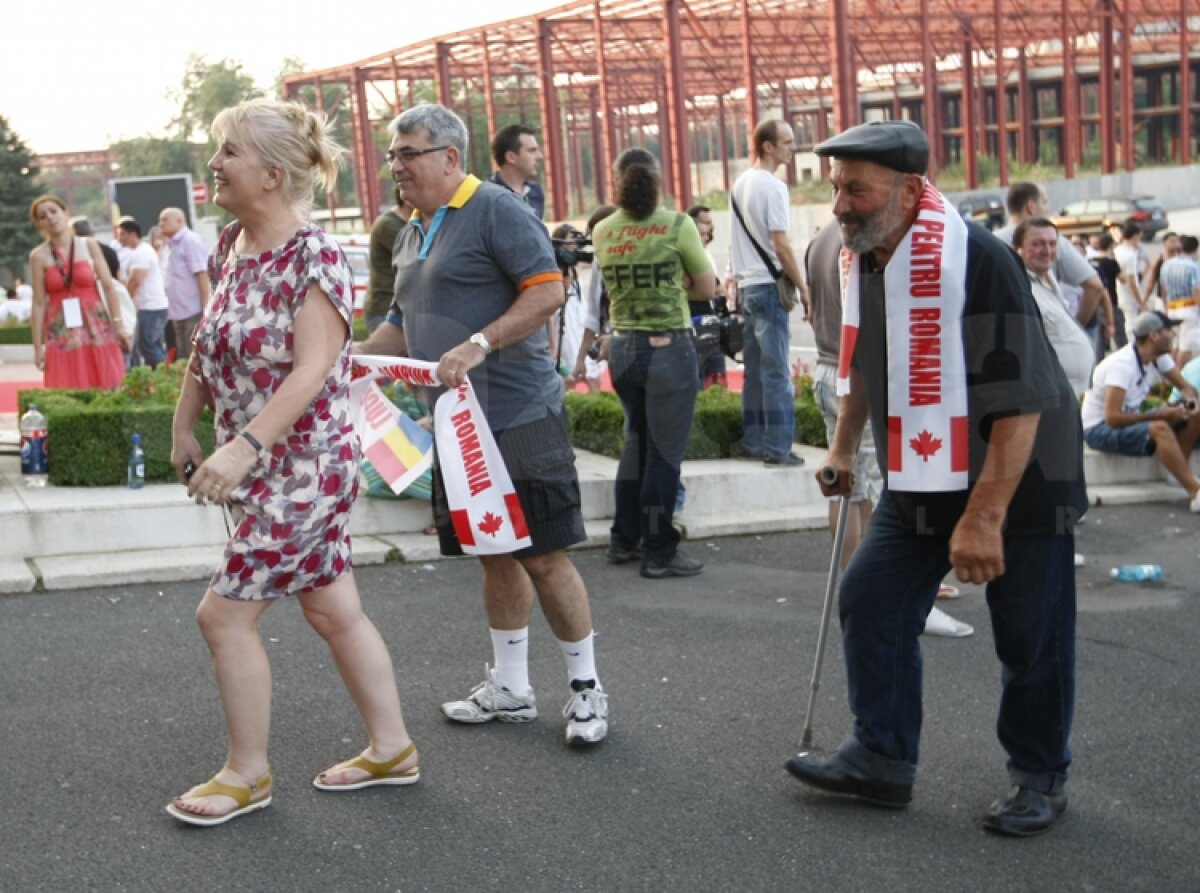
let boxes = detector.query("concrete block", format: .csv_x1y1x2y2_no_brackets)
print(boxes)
35,546,223,591
0,560,36,594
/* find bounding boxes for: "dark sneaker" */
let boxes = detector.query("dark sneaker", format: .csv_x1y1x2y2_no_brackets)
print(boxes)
563,679,609,745
728,441,763,460
763,453,805,467
641,550,704,579
606,542,642,565
981,785,1068,837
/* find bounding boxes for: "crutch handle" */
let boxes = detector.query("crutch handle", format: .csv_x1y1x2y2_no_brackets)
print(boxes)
818,465,840,486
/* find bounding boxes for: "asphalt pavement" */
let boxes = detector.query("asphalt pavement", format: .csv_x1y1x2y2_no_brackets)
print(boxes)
2,502,1199,892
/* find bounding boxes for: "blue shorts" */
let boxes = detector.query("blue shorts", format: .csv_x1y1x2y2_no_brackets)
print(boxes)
1083,421,1154,457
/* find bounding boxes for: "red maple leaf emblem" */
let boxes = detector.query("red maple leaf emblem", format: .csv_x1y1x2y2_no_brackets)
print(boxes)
478,511,505,536
909,429,942,461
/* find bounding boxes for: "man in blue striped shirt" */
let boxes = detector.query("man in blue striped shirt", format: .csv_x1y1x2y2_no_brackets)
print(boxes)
1161,235,1200,366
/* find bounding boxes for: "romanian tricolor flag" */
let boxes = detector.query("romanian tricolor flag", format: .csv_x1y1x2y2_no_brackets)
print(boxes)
354,379,434,495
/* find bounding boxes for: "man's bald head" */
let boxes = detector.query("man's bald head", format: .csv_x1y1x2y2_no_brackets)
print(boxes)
158,207,187,236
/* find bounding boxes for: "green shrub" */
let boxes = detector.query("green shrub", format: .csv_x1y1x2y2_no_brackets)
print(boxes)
18,361,213,486
0,324,32,344
352,315,369,342
562,381,827,460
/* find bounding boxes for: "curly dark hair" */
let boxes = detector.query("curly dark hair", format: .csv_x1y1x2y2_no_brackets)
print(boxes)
614,148,660,220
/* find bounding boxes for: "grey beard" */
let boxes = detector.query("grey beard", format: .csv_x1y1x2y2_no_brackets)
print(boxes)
838,183,907,255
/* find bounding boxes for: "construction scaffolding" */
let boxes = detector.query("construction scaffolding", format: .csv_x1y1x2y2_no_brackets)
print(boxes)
283,0,1199,227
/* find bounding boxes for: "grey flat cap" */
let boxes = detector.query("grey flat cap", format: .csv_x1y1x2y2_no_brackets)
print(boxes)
814,120,930,175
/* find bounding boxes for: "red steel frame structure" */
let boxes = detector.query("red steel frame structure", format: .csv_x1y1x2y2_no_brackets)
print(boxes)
283,0,1198,227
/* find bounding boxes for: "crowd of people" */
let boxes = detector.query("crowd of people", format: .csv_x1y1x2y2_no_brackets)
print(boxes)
16,96,1197,840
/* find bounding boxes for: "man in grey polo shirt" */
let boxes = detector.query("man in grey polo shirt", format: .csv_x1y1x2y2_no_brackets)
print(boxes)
358,103,608,747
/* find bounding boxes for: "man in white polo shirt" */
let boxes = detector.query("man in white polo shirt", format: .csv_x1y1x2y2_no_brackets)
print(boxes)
1081,311,1200,511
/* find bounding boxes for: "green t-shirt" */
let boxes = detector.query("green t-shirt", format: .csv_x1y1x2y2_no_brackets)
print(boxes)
592,206,711,332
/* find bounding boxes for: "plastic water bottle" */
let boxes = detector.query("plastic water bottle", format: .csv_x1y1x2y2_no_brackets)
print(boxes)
1110,564,1163,583
19,404,48,488
127,433,145,490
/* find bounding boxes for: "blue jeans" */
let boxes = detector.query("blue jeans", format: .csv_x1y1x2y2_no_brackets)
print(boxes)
133,308,168,368
609,331,699,563
835,490,1076,794
740,283,794,460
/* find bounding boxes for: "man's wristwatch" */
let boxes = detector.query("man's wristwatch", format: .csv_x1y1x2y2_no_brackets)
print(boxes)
469,332,492,355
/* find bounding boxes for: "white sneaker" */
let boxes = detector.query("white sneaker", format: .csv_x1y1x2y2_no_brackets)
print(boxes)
562,679,608,745
1074,553,1086,568
441,665,537,723
924,605,974,638
1190,491,1200,513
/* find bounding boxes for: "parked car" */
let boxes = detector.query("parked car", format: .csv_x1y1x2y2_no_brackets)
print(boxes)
1051,195,1169,241
331,234,370,317
957,191,1006,231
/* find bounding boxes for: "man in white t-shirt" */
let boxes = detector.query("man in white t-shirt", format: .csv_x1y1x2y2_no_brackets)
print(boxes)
1014,219,1096,397
1080,311,1200,511
117,219,170,368
729,119,808,467
1113,220,1148,338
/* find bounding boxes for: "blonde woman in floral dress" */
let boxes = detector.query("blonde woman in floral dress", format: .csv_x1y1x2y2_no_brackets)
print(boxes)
167,99,417,827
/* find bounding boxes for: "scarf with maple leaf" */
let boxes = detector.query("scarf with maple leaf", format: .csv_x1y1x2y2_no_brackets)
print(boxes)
835,181,969,492
351,355,532,555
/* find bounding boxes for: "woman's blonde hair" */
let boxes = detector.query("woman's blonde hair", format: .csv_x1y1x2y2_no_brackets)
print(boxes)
29,195,68,225
211,98,343,216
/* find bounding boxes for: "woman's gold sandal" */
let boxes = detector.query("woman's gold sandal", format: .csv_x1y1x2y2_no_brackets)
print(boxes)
312,742,419,791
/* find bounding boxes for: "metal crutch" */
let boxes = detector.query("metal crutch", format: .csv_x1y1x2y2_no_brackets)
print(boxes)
799,465,850,751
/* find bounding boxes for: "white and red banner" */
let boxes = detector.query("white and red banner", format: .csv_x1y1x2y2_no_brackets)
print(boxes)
351,356,531,555
837,182,969,492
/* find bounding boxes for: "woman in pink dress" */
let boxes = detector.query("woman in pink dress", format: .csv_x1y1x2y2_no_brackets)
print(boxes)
166,99,417,827
27,196,128,388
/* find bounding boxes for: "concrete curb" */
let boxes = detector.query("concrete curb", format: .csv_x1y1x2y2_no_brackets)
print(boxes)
1,447,1195,593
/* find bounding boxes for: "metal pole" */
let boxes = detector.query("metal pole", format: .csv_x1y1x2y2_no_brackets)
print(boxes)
799,468,851,751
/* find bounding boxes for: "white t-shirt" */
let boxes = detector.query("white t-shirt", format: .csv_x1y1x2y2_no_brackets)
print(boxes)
1080,343,1174,429
730,168,790,286
1027,271,1094,397
1113,242,1144,314
120,241,169,311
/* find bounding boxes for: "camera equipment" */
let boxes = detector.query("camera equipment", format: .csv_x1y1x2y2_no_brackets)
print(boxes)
1184,400,1198,412
551,227,594,268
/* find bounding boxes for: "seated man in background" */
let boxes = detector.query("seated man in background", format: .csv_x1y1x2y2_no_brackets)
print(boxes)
1081,311,1200,512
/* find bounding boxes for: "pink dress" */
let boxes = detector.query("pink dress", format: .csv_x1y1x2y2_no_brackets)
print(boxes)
41,238,125,390
196,223,358,600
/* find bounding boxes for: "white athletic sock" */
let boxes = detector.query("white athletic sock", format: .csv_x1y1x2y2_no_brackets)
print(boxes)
559,632,599,687
490,627,531,695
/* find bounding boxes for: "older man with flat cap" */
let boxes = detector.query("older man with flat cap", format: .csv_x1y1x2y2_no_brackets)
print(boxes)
784,120,1086,837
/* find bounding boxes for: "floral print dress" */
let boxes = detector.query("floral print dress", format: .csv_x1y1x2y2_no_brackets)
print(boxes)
196,223,358,600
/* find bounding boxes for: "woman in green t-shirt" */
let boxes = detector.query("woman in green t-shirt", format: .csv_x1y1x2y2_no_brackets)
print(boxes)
591,148,716,578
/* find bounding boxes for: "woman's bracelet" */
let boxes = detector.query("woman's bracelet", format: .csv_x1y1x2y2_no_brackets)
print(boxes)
240,431,265,453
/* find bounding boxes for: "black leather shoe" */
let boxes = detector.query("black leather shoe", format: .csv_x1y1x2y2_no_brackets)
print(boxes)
784,753,912,808
981,785,1067,837
606,543,642,565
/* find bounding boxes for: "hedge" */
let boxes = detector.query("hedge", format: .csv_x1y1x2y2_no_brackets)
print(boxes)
0,324,32,344
19,362,214,486
563,377,827,461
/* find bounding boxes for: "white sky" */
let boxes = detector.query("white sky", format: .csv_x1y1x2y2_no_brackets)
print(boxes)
3,0,554,155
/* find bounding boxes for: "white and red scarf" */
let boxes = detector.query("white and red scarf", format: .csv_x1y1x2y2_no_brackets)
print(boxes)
836,182,970,492
351,356,531,555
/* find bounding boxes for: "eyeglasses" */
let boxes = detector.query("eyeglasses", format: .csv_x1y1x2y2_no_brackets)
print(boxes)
385,145,450,164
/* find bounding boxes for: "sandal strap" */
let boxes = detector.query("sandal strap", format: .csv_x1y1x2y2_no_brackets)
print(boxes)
343,742,416,777
187,770,272,808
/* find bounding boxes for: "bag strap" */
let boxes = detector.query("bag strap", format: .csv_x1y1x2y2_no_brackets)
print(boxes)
730,192,781,281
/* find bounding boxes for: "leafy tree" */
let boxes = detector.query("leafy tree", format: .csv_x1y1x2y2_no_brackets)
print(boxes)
172,55,261,144
110,137,198,179
0,116,42,279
